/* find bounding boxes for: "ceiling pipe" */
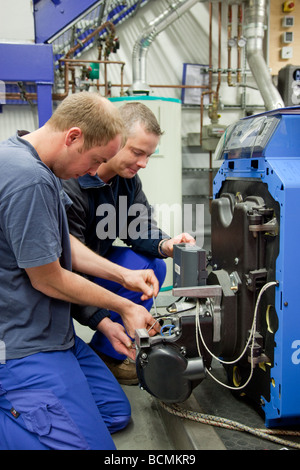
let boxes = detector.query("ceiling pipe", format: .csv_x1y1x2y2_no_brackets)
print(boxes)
129,0,205,95
243,0,284,110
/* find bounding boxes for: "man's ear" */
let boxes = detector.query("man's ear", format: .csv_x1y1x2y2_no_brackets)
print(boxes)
65,127,83,147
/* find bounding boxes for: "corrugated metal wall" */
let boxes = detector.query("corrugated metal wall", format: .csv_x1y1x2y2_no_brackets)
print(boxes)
0,105,38,140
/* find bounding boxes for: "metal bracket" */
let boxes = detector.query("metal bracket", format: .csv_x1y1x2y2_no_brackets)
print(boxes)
172,285,222,299
172,285,223,343
249,217,279,236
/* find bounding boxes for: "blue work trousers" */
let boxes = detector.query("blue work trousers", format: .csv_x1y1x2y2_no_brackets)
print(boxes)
0,336,131,450
90,247,166,360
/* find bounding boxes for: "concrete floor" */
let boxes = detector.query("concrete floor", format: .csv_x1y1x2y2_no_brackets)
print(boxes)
112,385,174,450
112,385,226,451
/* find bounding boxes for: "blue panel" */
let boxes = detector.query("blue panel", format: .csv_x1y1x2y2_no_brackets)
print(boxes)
36,83,53,126
34,0,102,43
262,163,300,426
213,108,300,427
0,43,54,126
0,43,53,82
264,115,300,159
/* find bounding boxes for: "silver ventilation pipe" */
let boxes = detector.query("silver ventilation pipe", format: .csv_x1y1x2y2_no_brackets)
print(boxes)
244,0,284,110
129,0,203,95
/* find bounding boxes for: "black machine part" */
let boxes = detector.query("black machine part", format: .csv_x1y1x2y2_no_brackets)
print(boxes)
135,305,213,403
135,243,218,404
136,186,279,405
135,330,205,403
173,243,207,288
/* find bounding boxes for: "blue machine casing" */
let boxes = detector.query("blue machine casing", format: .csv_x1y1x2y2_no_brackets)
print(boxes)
213,106,300,427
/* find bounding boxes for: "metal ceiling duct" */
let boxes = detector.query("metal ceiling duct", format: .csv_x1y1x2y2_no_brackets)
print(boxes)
244,0,284,110
129,0,283,110
129,0,204,94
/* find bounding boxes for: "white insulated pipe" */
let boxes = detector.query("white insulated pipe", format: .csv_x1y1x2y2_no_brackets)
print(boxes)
244,0,284,110
130,0,284,110
129,0,204,94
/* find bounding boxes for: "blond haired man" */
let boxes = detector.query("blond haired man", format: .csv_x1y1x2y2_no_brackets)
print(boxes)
0,92,160,450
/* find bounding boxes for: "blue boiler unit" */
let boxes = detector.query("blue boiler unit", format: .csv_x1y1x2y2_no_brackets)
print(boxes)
135,106,300,428
211,106,300,427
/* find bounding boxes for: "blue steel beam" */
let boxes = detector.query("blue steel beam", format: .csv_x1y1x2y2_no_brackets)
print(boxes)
0,43,54,126
33,0,102,43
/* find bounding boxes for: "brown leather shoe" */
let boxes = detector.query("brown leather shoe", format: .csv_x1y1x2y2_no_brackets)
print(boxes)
92,348,139,385
107,357,139,385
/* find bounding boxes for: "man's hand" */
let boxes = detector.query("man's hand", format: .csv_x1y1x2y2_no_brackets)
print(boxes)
98,317,136,360
98,304,160,360
120,303,160,340
121,268,159,300
160,233,196,258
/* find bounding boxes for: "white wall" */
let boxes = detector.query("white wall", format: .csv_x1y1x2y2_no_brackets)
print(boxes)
0,0,35,43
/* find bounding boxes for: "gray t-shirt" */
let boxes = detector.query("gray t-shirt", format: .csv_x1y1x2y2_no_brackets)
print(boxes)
0,132,74,359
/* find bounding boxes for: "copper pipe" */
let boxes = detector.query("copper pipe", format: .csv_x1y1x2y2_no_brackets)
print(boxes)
216,2,222,99
200,90,215,146
204,2,221,129
54,58,125,100
60,59,125,65
209,151,213,212
104,61,108,96
92,82,235,90
95,84,209,89
237,4,243,83
120,64,125,96
58,19,119,100
227,4,233,86
208,2,213,101
53,60,70,100
64,21,115,59
71,67,76,94
149,84,209,89
5,93,37,101
5,83,210,102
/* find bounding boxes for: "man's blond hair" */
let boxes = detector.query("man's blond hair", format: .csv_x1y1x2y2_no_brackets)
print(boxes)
48,92,126,150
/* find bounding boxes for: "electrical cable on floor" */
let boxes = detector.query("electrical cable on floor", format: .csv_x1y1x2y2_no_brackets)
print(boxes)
160,401,300,450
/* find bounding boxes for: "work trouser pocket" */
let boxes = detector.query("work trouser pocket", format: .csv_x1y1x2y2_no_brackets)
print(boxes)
1,388,90,450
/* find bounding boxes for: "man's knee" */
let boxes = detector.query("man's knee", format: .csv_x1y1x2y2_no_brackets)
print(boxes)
108,413,131,434
102,393,131,434
150,257,167,287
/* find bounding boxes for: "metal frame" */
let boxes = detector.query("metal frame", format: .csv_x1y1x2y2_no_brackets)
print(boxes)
0,43,54,126
33,0,103,44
